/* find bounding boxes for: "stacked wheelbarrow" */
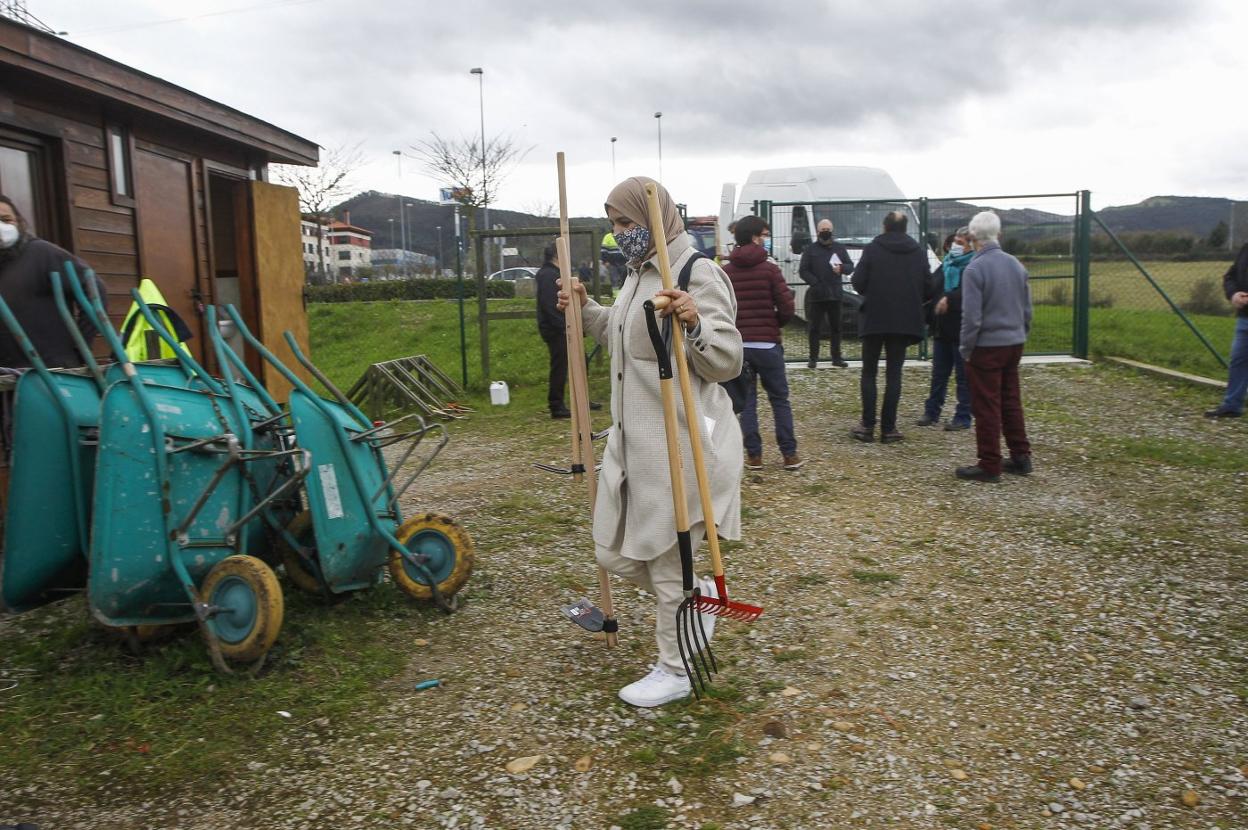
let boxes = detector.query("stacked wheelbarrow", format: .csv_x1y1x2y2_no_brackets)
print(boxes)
0,264,473,672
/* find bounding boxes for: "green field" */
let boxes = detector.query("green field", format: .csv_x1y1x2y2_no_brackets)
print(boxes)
1027,257,1233,313
307,299,612,416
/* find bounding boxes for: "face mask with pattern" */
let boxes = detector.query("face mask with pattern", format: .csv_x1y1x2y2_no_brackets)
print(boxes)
614,225,652,261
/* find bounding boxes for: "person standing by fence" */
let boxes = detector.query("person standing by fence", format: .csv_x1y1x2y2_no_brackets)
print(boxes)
535,242,572,419
849,211,932,443
799,219,854,368
721,215,801,470
1204,241,1248,418
918,228,973,431
956,211,1033,482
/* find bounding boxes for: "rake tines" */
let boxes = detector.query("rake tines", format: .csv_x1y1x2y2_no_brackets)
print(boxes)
676,589,718,699
692,594,764,622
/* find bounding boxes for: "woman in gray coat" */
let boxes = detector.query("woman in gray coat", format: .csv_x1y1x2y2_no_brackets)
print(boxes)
560,177,744,707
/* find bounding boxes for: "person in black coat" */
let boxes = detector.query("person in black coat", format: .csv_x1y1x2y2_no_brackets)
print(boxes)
1205,242,1248,417
535,242,572,418
849,211,934,443
798,219,854,368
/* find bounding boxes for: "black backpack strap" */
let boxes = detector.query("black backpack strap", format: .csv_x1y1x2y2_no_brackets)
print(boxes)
662,251,710,352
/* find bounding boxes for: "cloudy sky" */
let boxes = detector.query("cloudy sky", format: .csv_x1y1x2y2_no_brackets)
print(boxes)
28,0,1248,217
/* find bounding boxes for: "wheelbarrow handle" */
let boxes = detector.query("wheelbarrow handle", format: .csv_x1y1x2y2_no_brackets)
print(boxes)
130,289,225,395
49,270,106,389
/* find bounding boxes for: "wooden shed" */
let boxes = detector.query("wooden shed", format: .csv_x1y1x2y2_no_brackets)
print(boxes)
0,17,318,399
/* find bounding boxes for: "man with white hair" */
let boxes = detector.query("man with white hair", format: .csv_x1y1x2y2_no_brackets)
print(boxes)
956,211,1033,482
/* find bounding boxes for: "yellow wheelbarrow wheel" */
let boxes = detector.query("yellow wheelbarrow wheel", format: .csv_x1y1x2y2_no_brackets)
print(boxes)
201,555,284,662
388,513,474,602
275,510,322,594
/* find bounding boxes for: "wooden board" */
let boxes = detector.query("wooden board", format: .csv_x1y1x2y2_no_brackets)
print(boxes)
248,180,309,403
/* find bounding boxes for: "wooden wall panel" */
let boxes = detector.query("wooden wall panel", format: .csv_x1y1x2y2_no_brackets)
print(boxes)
249,181,309,402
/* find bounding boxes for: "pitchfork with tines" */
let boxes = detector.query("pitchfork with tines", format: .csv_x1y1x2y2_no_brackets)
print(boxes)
640,182,763,696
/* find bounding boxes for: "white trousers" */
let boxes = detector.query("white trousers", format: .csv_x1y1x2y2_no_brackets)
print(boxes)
596,526,705,677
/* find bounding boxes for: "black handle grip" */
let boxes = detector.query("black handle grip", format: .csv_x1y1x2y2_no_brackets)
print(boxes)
642,300,672,380
677,530,694,592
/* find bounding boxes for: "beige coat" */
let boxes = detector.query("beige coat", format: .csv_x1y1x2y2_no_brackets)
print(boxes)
582,233,743,561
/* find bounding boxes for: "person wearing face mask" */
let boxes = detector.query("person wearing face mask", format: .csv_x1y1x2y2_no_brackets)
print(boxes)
0,194,101,370
798,219,855,368
917,228,974,430
558,177,744,708
720,215,801,470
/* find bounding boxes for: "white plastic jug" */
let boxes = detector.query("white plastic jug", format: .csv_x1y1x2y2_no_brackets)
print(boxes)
489,381,510,406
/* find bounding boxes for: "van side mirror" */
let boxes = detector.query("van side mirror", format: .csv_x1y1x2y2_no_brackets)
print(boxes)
790,233,810,255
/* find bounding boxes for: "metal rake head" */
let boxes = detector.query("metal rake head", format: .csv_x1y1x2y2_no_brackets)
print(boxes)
676,589,718,699
691,594,764,622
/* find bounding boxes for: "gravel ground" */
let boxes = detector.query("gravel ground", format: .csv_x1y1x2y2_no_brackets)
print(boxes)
3,362,1246,830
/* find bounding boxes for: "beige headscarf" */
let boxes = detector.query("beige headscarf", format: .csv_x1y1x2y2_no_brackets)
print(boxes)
604,177,685,258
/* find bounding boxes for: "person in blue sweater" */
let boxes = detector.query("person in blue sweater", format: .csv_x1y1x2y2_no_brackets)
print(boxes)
956,211,1033,482
917,228,974,430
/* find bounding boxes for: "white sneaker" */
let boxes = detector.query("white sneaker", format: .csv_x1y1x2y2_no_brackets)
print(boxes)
697,576,719,646
618,664,691,707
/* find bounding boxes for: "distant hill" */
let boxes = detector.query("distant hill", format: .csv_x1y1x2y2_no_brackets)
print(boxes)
333,191,606,271
1095,195,1234,236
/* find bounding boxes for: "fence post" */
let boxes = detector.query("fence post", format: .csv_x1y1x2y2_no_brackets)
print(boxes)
475,231,489,379
919,197,930,360
1074,190,1092,359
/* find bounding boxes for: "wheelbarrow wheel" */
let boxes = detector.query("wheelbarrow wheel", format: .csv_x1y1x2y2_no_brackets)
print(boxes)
201,555,284,663
275,510,322,595
389,513,474,603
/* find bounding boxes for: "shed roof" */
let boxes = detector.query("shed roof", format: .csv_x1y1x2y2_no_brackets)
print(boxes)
0,17,318,166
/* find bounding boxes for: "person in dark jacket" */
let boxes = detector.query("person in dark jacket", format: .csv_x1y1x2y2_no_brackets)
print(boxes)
1205,242,1248,417
918,228,973,430
535,242,573,418
0,194,100,370
721,216,801,470
799,219,854,368
849,211,933,443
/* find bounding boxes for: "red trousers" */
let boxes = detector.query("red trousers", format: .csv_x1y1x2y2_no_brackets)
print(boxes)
965,344,1031,475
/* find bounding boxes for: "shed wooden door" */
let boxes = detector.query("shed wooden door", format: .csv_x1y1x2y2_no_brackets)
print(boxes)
248,180,309,402
134,148,205,356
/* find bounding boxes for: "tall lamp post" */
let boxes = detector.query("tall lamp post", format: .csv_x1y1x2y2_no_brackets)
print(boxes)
654,112,663,181
469,67,489,274
404,201,416,276
610,136,617,180
436,225,443,273
393,150,407,276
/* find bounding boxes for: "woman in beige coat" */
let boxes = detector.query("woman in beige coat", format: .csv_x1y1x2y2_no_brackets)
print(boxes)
560,178,743,707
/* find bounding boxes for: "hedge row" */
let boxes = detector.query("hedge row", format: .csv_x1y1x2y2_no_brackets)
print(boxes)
307,278,515,304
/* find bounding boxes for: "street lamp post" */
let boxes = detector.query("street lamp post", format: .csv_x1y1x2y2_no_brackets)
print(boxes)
654,112,663,181
436,225,443,274
404,201,416,276
470,67,489,274
610,136,617,180
393,150,407,276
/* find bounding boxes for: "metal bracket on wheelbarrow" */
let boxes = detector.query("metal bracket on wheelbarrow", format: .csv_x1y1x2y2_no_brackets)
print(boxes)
221,305,460,614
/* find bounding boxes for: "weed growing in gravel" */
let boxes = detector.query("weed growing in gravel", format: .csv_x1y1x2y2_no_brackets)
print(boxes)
614,804,672,830
850,569,900,584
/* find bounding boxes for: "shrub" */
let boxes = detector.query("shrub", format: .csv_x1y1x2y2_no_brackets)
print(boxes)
1183,278,1231,316
307,277,515,304
1041,282,1072,307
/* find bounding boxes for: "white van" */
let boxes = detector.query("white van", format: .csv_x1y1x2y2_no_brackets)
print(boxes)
718,166,939,324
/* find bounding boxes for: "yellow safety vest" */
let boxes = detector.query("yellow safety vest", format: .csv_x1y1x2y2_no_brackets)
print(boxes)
119,279,192,361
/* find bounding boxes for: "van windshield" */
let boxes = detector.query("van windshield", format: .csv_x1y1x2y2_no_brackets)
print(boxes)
812,203,918,244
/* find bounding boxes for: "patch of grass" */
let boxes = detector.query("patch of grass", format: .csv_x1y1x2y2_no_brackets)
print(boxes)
850,569,899,585
794,573,829,587
851,554,879,566
631,747,659,764
1109,436,1248,472
0,587,431,793
773,648,809,663
614,804,672,830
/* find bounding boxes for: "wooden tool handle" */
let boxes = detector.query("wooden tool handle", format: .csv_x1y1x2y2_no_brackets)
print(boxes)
558,152,616,644
650,295,672,310
643,183,727,587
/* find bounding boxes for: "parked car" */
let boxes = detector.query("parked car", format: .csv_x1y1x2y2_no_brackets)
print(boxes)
487,267,538,281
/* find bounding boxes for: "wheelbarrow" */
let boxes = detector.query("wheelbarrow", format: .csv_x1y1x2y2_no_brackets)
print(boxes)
0,270,104,612
75,268,309,672
218,304,473,610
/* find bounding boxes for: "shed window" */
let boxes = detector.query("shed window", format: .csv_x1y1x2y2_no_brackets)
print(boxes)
107,125,133,203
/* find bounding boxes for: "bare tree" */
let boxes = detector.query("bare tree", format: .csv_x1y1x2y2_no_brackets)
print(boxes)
521,200,557,220
273,143,363,284
411,132,530,272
